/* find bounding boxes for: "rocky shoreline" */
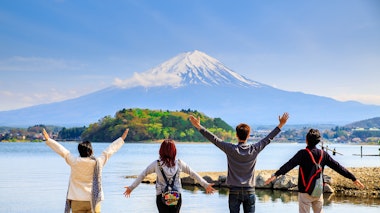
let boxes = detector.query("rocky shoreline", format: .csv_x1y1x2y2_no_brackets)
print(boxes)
126,167,380,198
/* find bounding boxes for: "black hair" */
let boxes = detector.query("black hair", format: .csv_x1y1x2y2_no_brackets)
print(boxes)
78,141,93,157
306,129,321,147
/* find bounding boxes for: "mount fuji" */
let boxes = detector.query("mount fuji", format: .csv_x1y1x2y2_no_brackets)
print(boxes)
1,50,380,127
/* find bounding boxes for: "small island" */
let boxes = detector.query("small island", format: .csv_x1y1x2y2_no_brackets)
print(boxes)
1,108,380,145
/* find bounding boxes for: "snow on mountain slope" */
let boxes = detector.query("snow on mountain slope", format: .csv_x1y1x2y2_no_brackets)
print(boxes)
1,50,380,127
114,50,265,88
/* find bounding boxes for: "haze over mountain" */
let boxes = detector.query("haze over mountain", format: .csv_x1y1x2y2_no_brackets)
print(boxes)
1,50,380,127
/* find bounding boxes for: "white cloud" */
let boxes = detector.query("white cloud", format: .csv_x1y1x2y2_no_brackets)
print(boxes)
0,90,13,97
0,56,86,72
0,90,47,110
0,89,89,111
113,71,182,88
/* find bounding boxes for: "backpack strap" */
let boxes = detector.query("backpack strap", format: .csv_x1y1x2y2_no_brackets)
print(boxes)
302,148,324,192
305,148,323,165
157,160,178,189
300,149,323,190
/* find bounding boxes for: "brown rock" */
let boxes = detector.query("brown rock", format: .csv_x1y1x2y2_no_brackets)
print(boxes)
125,167,380,198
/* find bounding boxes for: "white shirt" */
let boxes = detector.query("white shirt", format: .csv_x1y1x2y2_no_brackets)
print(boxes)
46,137,124,201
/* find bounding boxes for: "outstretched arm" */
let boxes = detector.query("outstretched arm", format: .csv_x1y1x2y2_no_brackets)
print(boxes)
98,128,129,166
42,128,71,159
179,160,216,194
277,112,289,129
264,150,302,185
189,114,232,153
124,161,156,198
251,112,290,152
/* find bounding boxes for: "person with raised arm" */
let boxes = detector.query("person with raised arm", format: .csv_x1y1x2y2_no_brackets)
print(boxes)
264,128,365,213
42,128,129,213
189,113,289,213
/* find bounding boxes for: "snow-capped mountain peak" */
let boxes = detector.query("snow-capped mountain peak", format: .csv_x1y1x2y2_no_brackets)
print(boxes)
3,50,380,126
114,50,264,88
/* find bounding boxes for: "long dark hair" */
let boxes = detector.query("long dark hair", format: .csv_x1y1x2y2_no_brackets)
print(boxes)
159,139,177,167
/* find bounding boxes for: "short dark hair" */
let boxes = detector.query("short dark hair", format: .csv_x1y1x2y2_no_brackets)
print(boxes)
78,141,93,157
306,129,321,147
236,123,250,141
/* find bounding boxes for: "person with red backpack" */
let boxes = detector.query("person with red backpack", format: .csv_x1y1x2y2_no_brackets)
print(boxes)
264,128,364,213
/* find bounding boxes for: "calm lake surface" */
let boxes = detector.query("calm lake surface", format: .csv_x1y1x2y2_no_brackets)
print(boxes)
0,142,379,212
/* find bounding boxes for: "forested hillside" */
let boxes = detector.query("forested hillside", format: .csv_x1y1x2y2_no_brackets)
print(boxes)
2,109,379,144
80,108,234,142
345,117,380,128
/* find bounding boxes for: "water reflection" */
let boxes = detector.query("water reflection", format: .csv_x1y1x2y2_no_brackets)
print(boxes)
183,185,380,207
256,189,380,206
256,189,298,203
325,193,380,206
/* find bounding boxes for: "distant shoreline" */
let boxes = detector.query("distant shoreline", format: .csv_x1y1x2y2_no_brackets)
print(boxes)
2,140,380,146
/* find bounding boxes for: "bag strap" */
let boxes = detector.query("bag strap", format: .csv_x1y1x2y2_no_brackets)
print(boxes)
303,148,324,192
300,149,323,189
305,148,323,165
157,160,177,188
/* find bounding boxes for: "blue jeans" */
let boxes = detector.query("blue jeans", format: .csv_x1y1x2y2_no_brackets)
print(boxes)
228,188,256,213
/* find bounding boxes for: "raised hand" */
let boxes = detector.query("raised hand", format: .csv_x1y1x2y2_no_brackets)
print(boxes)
278,112,289,129
42,128,50,140
121,128,129,140
189,115,201,130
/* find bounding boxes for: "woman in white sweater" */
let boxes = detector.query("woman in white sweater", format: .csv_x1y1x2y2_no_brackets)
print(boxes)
124,139,215,213
42,128,129,213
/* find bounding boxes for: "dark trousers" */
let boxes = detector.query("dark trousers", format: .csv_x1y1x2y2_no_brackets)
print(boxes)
156,194,182,213
228,187,256,213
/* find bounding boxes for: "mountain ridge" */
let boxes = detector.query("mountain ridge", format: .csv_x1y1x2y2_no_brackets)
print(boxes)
1,50,380,127
345,117,380,129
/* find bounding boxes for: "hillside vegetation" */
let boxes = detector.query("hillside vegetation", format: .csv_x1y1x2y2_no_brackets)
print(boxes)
1,109,379,144
345,117,380,128
81,108,234,142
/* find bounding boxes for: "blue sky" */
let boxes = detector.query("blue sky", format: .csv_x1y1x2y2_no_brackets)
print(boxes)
1,0,379,111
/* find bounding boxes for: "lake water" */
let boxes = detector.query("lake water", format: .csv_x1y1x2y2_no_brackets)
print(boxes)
0,142,379,213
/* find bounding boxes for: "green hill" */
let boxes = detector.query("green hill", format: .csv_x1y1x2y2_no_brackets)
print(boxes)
81,108,235,142
344,117,380,129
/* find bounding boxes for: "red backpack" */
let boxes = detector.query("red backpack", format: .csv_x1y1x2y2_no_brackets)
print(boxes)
300,148,324,197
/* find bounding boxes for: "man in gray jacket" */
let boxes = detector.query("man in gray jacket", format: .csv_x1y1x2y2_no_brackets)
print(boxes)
189,113,289,213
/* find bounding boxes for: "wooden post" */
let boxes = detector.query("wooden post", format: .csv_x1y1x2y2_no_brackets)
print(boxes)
360,146,363,158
